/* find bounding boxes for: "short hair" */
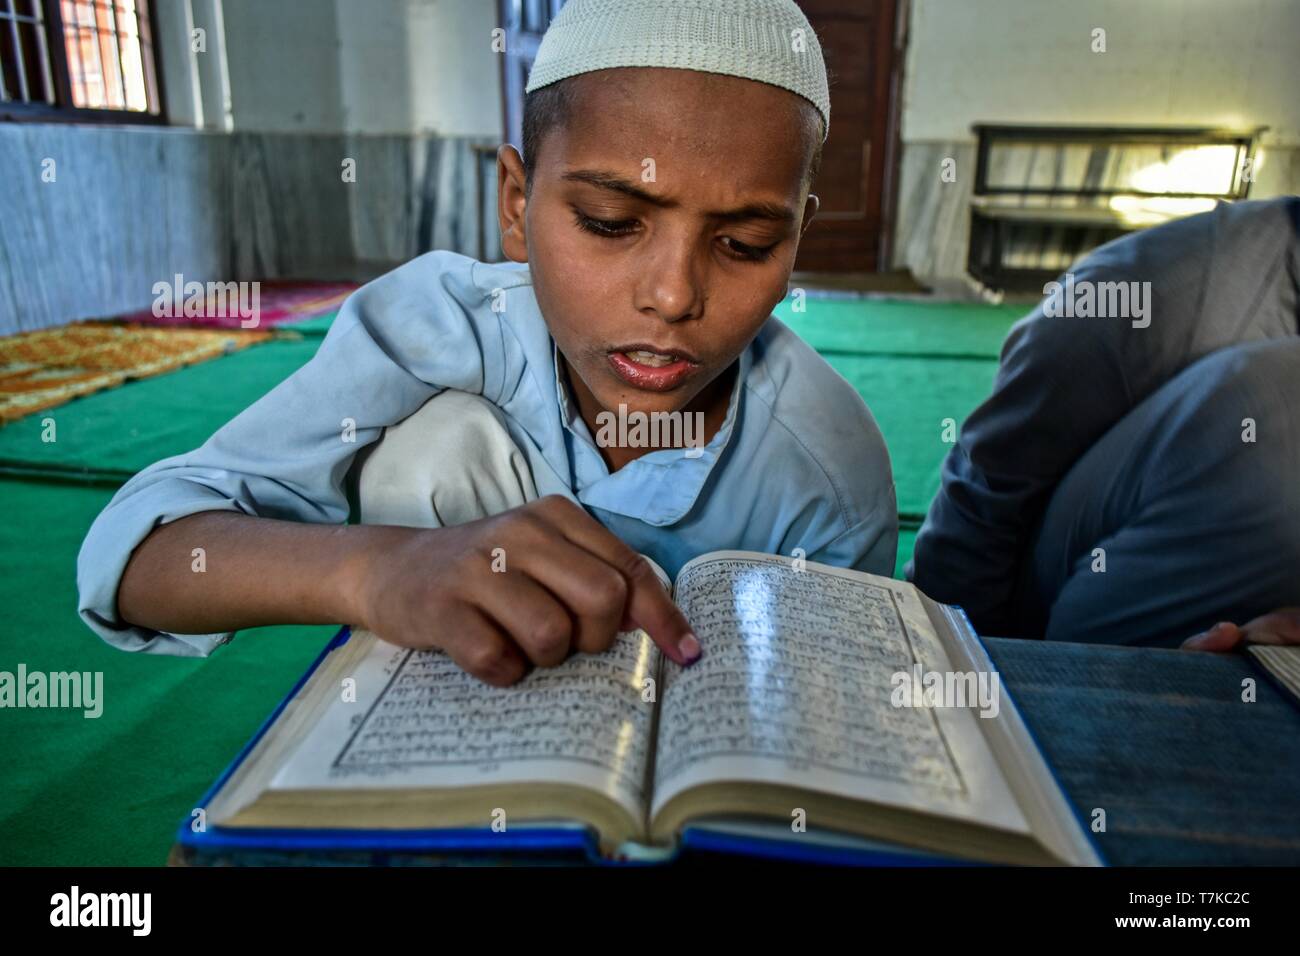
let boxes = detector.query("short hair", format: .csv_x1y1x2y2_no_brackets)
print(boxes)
521,76,825,197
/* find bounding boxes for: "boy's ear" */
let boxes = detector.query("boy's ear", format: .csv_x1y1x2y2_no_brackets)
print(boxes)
497,144,529,263
799,193,820,238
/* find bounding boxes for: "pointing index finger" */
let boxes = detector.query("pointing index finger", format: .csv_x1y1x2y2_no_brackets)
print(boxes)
536,498,701,664
619,552,701,666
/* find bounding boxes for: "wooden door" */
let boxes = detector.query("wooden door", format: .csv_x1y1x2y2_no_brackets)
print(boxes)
794,0,902,272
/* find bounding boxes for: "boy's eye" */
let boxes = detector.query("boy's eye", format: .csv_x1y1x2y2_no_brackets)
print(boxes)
721,236,778,263
573,210,777,263
574,212,639,238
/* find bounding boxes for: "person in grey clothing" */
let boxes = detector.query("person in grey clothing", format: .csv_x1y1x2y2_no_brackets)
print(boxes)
908,196,1300,650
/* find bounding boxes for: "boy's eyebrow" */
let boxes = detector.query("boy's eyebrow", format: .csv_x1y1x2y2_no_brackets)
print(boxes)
561,168,797,224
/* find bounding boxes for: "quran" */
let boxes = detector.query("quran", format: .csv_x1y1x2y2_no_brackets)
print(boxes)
196,551,1101,866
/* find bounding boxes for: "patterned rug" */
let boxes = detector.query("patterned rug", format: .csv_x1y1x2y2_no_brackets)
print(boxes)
0,322,274,424
122,280,359,330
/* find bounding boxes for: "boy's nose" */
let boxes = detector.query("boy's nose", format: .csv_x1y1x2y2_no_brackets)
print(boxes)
636,243,705,324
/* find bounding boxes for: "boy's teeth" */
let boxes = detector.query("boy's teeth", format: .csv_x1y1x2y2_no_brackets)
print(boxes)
626,350,674,367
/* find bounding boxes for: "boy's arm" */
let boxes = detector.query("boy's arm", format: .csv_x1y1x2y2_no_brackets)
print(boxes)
78,254,698,676
800,497,898,578
77,265,445,656
115,502,700,686
771,388,899,578
115,512,377,635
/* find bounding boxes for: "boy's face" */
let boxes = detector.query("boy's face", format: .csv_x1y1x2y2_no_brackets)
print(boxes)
499,67,820,429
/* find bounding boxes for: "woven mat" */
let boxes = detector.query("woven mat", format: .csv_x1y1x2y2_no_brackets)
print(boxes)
0,322,274,424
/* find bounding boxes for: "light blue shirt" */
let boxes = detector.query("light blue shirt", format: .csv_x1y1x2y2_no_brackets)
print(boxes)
77,251,897,656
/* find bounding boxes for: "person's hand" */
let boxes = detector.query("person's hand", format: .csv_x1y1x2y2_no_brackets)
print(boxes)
1180,607,1300,652
349,495,701,685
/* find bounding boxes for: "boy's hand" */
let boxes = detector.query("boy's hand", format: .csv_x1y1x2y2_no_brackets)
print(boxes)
351,495,701,685
1181,608,1300,652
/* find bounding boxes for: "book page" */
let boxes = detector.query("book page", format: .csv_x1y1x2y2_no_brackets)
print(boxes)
265,628,659,825
652,552,1030,835
1250,645,1300,702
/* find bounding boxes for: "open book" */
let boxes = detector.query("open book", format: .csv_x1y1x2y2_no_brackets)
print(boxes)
202,551,1101,865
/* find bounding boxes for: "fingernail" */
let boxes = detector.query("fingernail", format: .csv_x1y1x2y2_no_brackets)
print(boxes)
679,633,701,663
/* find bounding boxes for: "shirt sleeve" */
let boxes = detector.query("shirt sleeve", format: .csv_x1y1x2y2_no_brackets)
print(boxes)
907,197,1300,635
76,251,509,656
757,318,900,580
767,383,899,578
803,497,899,579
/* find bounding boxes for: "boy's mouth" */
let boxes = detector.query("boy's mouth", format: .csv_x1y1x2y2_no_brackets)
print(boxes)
607,345,700,392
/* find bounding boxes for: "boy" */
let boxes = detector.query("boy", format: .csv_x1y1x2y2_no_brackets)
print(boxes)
77,0,898,686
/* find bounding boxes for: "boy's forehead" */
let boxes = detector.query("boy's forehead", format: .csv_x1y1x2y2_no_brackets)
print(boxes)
558,66,817,173
572,66,811,119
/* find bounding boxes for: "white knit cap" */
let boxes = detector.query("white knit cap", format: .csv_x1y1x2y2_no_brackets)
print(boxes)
524,0,830,142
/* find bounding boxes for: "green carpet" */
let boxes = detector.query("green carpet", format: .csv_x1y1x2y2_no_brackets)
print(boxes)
823,353,1000,517
280,311,339,336
0,296,1016,865
775,297,1021,359
0,335,323,482
0,477,334,865
776,299,1015,517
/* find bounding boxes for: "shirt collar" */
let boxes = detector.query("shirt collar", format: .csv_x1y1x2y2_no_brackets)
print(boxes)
552,341,749,526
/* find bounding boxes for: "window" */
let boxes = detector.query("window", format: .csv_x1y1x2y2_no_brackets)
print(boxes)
498,0,566,149
0,0,164,122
